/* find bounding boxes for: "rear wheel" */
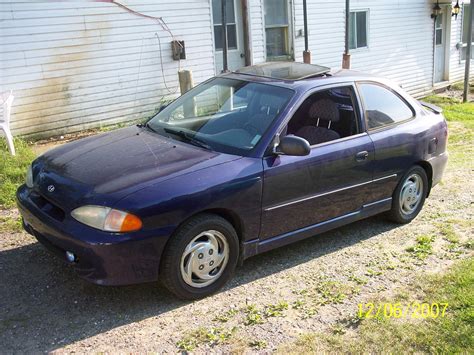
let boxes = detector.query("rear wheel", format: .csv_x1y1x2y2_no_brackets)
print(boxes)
387,166,428,224
160,214,239,300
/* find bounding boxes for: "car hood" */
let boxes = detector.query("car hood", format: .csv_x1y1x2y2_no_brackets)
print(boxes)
36,126,240,207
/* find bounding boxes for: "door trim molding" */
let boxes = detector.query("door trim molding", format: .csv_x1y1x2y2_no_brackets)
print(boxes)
242,197,393,259
264,174,397,212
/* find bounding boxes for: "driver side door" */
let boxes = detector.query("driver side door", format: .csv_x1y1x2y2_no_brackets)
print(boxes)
260,84,375,240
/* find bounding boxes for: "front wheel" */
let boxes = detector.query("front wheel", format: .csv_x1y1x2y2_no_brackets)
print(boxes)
387,166,428,224
160,214,239,300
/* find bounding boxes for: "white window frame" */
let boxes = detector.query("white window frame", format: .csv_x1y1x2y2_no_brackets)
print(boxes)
349,9,370,52
212,0,240,53
263,0,294,61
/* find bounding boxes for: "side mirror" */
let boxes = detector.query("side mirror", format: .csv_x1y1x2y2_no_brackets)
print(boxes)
274,135,311,156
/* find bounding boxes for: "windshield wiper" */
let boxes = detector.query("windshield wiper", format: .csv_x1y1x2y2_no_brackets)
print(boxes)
164,127,211,150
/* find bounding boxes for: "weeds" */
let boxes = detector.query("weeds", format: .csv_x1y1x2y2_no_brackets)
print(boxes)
406,235,435,259
249,339,267,349
348,275,368,285
176,326,236,351
264,301,289,317
213,309,238,323
437,223,459,244
244,304,265,325
244,302,290,325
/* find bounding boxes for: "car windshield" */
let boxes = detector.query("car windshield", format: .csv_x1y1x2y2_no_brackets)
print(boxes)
147,77,294,155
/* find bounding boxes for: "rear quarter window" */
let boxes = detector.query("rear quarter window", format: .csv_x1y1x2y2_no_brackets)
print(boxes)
358,83,414,129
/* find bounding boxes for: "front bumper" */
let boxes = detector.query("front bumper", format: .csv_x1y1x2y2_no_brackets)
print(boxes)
16,185,170,286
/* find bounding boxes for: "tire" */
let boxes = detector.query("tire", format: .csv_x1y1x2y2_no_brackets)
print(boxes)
160,214,239,300
387,165,428,224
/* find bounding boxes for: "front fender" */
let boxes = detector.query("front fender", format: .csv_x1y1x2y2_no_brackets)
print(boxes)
113,157,264,242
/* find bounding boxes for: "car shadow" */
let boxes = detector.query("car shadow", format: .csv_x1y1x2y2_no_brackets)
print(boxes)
0,215,398,352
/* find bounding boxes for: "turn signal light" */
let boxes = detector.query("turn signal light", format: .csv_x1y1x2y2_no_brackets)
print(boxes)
105,209,143,232
71,206,143,233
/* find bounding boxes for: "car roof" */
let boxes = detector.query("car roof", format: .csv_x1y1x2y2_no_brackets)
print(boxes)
221,62,394,92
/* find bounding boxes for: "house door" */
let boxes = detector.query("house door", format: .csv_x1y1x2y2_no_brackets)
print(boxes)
434,9,447,83
212,0,246,73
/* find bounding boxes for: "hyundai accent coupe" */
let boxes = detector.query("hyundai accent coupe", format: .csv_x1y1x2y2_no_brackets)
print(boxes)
17,62,448,299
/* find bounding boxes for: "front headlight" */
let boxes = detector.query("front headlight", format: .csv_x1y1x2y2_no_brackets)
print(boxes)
71,206,142,233
26,165,34,188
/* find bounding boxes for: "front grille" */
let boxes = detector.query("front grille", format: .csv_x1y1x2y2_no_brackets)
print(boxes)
30,192,66,222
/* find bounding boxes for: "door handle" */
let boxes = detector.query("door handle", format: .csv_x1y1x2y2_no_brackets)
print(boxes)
355,151,369,162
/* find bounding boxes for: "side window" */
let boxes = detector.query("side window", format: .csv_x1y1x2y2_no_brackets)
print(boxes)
285,86,360,146
349,10,369,50
358,83,413,129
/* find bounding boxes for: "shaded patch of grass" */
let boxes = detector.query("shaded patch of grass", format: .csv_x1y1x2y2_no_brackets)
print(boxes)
278,257,474,354
0,215,22,233
437,223,459,244
0,138,36,209
249,339,267,350
406,235,435,260
449,81,474,91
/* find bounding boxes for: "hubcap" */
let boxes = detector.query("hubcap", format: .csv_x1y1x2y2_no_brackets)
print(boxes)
399,173,423,215
180,230,229,288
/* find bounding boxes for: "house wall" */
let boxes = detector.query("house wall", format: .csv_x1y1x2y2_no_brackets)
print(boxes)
249,0,266,64
0,0,215,137
250,0,473,97
449,1,472,83
1,0,472,137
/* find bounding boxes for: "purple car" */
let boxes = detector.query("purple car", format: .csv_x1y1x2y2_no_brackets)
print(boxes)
17,62,448,299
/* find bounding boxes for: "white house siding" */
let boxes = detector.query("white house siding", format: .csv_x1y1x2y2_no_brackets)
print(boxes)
249,0,266,64
449,0,473,83
291,0,435,96
292,0,346,69
251,0,472,97
0,1,215,137
346,0,435,96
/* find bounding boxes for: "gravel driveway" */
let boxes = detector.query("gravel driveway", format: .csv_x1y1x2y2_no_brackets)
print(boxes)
1,145,472,353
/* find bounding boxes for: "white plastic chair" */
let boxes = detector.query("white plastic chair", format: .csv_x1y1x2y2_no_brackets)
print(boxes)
0,90,15,156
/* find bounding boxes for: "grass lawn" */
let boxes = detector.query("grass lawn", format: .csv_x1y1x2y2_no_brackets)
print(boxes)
278,257,474,354
423,95,474,169
0,138,36,209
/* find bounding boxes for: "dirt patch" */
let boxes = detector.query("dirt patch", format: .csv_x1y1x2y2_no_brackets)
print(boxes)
30,129,101,156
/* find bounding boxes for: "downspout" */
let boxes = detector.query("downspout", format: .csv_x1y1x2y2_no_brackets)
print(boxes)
463,3,473,102
221,0,229,72
431,10,437,88
303,0,311,63
342,0,351,69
